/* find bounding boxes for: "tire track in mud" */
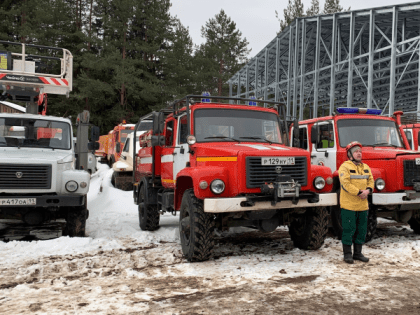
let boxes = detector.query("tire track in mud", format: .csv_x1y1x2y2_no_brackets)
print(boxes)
2,223,420,314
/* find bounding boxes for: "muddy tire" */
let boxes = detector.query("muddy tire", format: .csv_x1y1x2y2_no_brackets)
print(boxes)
111,172,116,187
289,207,328,250
138,184,159,231
63,205,88,237
118,181,133,191
365,208,377,242
408,216,420,234
179,189,215,262
332,206,377,242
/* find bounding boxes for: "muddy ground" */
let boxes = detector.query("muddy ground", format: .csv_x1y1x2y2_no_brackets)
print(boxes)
1,220,420,315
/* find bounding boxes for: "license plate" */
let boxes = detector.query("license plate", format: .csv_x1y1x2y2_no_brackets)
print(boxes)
416,158,420,165
0,198,36,206
261,157,295,165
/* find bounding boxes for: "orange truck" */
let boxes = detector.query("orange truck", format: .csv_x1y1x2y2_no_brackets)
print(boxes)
95,121,135,166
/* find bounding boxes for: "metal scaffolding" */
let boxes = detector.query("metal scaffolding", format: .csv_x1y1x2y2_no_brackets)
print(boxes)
228,2,420,119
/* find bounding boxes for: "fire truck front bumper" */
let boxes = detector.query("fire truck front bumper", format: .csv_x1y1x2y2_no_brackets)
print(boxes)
372,191,420,205
203,193,337,213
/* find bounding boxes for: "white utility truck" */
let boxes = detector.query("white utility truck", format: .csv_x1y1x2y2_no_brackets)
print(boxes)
0,41,95,236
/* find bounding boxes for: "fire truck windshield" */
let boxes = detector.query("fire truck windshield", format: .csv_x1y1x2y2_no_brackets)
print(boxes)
0,118,71,150
337,119,403,148
194,108,283,144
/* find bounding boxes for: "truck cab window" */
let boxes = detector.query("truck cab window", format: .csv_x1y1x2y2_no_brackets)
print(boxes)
318,124,334,149
405,130,413,150
299,127,308,150
165,120,174,146
123,138,130,152
178,116,188,144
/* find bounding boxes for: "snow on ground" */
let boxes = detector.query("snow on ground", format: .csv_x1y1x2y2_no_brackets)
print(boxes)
2,163,420,314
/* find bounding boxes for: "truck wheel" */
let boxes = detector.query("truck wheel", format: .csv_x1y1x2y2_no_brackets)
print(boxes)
63,205,88,237
408,216,420,234
138,184,159,231
332,207,377,242
119,181,133,191
289,207,328,250
111,172,116,187
179,189,215,262
365,208,377,242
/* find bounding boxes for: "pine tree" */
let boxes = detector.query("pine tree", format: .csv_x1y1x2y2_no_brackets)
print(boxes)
276,0,305,32
197,9,250,96
163,19,196,99
306,0,320,17
323,0,350,14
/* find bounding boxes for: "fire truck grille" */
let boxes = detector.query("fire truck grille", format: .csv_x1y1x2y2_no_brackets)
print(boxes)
0,164,52,189
403,160,420,187
246,157,307,188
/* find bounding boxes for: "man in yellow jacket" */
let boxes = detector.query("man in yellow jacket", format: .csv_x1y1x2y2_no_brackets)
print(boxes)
339,141,374,264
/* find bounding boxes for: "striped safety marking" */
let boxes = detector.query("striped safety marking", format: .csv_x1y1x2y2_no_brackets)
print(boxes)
140,157,153,164
235,144,289,150
161,155,174,163
196,157,237,162
39,77,69,86
0,74,6,79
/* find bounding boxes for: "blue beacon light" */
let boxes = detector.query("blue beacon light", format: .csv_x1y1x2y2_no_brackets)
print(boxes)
336,107,382,115
201,92,210,103
249,96,257,106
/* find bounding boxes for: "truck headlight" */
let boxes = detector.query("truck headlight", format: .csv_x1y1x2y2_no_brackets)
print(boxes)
210,179,225,194
375,178,385,191
65,180,78,192
314,177,326,190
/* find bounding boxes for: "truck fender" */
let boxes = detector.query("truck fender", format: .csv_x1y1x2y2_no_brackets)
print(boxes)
310,164,334,193
174,166,230,211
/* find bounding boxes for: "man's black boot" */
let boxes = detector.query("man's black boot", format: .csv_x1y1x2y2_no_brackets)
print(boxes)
353,244,369,262
343,244,354,264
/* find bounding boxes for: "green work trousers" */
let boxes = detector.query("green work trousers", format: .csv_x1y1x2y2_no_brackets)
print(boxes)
341,208,368,246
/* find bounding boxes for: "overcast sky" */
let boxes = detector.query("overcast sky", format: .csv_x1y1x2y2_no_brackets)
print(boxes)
170,0,419,56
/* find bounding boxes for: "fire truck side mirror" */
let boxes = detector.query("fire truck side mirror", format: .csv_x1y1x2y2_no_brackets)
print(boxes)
116,142,121,153
152,112,165,134
311,125,318,143
151,135,165,147
91,126,100,142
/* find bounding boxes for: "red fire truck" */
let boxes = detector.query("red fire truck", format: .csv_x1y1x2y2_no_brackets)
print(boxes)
95,122,135,166
293,108,420,241
132,95,337,262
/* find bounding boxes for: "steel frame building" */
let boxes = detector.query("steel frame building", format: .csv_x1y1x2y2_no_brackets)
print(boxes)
228,2,420,119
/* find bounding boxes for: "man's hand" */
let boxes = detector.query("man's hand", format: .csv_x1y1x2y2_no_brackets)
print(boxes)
359,189,370,199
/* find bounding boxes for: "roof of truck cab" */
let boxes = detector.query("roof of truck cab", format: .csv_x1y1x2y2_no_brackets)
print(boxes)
298,114,396,125
0,112,72,124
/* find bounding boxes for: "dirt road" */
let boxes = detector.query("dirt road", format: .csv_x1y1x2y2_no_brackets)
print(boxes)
1,221,420,314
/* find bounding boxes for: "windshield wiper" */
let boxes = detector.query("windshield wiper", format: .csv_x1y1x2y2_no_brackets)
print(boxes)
204,136,241,142
239,136,273,145
372,142,399,148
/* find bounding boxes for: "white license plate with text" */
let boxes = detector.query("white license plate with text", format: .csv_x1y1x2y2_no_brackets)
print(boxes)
0,198,36,206
261,157,295,165
416,158,420,165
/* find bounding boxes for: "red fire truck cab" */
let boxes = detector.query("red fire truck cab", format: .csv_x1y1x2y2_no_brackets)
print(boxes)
133,95,337,262
294,108,420,241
